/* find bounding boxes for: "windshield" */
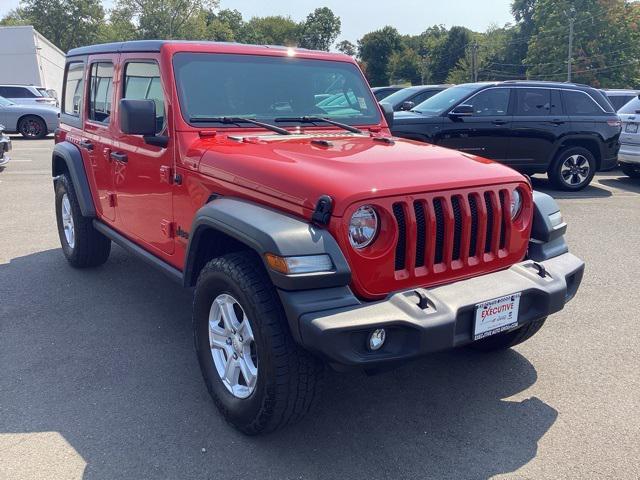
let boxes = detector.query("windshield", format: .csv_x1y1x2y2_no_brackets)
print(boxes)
173,53,381,127
413,85,477,114
619,96,640,114
0,96,13,107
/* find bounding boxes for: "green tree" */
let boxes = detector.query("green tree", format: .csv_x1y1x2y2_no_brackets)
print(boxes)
524,0,640,87
427,26,472,83
242,15,300,46
388,47,422,85
1,0,105,52
203,8,245,41
299,7,341,51
358,26,403,86
336,39,356,56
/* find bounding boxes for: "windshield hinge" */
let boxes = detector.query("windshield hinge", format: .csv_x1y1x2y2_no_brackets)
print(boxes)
312,195,333,226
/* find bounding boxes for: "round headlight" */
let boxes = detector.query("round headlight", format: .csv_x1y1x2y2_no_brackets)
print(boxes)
349,205,379,249
510,189,523,220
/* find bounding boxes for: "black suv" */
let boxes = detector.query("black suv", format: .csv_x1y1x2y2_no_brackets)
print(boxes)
391,81,621,190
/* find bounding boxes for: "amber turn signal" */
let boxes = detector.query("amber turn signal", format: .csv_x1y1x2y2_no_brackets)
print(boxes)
264,253,333,275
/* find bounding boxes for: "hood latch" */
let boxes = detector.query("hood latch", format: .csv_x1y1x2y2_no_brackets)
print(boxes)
312,195,333,226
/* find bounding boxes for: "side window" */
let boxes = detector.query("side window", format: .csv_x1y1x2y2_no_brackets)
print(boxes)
88,62,114,124
411,90,438,106
563,90,603,115
515,88,552,116
0,86,35,98
63,62,85,116
123,62,165,134
466,88,510,116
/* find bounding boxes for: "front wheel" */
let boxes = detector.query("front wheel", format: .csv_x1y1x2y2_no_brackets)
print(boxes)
621,163,640,179
469,318,547,352
193,252,323,435
548,147,596,191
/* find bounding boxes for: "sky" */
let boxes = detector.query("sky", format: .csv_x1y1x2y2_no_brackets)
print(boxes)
0,0,516,43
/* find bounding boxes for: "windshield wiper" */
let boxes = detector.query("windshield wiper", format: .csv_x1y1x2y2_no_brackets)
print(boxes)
274,116,363,134
189,116,291,135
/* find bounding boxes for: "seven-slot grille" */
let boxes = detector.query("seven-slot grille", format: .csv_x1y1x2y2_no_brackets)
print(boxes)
391,189,511,273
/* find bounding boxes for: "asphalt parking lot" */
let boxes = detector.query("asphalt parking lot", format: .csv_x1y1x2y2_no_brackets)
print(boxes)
1,137,639,480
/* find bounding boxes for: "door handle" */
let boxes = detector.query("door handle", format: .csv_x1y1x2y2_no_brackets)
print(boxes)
110,152,128,163
550,120,565,126
492,120,508,126
79,140,94,151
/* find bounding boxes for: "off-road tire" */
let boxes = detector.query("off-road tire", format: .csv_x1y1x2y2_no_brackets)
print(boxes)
621,163,640,179
469,317,547,352
55,174,111,267
18,115,47,139
193,252,324,435
548,146,596,191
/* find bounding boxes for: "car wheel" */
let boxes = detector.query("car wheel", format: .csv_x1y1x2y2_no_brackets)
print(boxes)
621,164,640,179
55,174,111,267
548,147,596,191
469,317,547,352
193,252,324,435
18,115,47,139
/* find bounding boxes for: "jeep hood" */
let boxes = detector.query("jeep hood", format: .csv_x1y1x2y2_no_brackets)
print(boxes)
196,132,526,217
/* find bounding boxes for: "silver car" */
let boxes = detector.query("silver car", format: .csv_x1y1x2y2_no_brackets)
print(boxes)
0,124,11,169
0,95,60,139
0,85,58,107
618,95,640,179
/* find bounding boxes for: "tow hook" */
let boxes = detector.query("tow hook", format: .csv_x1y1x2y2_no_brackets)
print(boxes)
532,262,548,278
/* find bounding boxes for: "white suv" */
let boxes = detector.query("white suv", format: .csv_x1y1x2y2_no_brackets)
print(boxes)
0,85,57,107
618,95,640,178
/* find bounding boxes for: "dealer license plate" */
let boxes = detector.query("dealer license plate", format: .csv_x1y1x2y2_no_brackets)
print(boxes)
473,293,521,340
626,123,638,133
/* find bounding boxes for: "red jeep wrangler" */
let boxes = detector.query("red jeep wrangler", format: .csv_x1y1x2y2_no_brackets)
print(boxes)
53,41,584,434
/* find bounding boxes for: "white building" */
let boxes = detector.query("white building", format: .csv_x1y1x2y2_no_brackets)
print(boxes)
0,26,66,97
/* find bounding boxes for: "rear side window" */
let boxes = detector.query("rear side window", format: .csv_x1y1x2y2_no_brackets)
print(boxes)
619,97,640,114
123,62,165,134
563,90,605,115
515,88,552,116
0,86,36,98
88,62,114,124
63,62,85,116
466,88,511,116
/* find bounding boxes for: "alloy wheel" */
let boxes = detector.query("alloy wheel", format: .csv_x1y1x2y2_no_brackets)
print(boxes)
560,154,590,186
61,193,75,249
21,119,43,138
208,293,258,399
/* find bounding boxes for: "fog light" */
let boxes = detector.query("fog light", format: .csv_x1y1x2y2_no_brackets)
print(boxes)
368,328,386,351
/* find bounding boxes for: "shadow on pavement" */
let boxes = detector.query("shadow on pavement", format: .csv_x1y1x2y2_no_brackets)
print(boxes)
599,176,640,194
0,246,557,480
530,176,612,199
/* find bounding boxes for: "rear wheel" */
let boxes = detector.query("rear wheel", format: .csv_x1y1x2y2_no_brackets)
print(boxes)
18,115,47,139
193,252,323,435
621,163,640,179
548,147,596,191
55,174,111,267
469,317,547,352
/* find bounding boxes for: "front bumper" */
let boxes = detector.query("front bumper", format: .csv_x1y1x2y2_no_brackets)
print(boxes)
297,253,584,366
0,135,11,166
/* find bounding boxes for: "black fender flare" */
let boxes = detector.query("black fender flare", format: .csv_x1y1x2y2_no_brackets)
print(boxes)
184,198,351,291
52,141,96,217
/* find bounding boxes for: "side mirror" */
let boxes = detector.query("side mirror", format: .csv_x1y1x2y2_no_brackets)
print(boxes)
449,104,474,117
400,101,415,111
120,99,157,136
380,102,394,128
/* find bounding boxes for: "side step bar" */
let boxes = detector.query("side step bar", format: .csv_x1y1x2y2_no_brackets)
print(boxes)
93,220,184,284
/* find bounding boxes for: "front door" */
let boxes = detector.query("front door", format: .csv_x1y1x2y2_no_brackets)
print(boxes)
112,59,174,256
437,87,512,161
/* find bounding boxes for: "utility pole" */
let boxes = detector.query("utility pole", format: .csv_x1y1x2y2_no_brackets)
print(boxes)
471,42,479,82
566,8,576,82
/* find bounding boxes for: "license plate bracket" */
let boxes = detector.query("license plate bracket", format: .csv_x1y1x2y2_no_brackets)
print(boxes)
626,123,638,133
474,293,521,341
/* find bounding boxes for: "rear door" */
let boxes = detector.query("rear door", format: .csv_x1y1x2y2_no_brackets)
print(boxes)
112,56,175,256
507,88,569,171
437,87,512,161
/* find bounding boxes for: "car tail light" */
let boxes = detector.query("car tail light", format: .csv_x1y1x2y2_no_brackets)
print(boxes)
607,119,622,127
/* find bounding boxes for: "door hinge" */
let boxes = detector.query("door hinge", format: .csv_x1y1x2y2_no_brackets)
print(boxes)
108,193,117,207
161,220,175,238
160,165,173,184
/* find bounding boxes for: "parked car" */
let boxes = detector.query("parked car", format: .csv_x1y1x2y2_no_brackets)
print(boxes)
603,89,640,111
0,84,58,107
0,124,10,169
617,94,640,178
380,85,451,111
0,95,60,138
371,86,404,101
391,81,621,191
53,41,584,434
